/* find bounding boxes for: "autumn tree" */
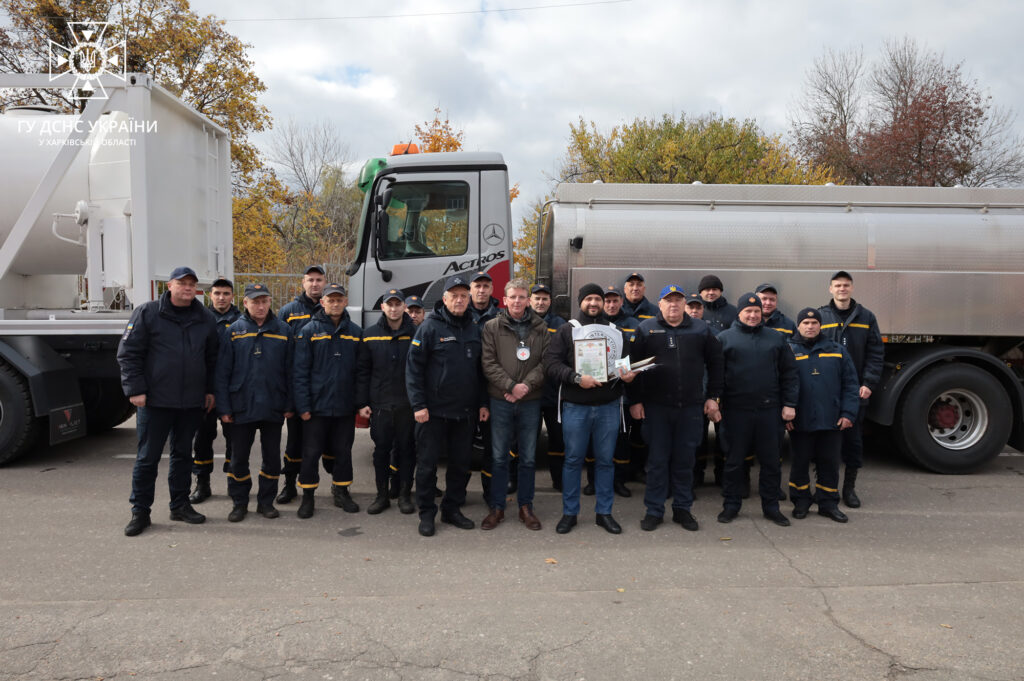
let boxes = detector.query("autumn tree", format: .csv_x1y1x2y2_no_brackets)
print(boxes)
791,37,1024,186
267,118,362,271
414,106,465,152
0,0,272,184
560,113,838,185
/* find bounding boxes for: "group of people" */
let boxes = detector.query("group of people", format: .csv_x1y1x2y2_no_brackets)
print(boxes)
117,264,883,538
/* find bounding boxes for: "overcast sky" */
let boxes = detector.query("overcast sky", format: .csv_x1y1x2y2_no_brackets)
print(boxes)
190,0,1024,228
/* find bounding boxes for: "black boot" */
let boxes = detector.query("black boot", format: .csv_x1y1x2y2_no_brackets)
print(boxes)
842,467,862,508
188,474,211,504
397,483,415,514
124,510,151,536
297,488,315,518
276,474,297,504
333,485,360,513
367,481,390,515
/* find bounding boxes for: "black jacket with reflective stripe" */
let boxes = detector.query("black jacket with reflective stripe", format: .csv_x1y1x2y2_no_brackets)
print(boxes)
764,310,797,337
622,296,658,321
628,312,723,408
117,291,219,409
278,291,321,334
356,313,417,410
718,320,799,411
788,334,860,432
816,299,885,391
406,302,486,418
210,304,242,342
214,311,293,423
293,309,362,417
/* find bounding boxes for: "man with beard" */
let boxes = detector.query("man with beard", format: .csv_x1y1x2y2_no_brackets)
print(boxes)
544,284,637,536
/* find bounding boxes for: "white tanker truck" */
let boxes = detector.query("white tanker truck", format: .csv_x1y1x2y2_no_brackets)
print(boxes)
0,73,231,463
535,182,1024,473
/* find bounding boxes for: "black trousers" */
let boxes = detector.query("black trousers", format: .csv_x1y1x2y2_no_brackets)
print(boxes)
541,405,564,488
299,415,355,489
370,406,415,488
415,416,474,518
840,403,867,469
192,409,232,475
131,406,204,513
789,429,842,510
228,420,283,507
284,414,334,477
722,407,783,512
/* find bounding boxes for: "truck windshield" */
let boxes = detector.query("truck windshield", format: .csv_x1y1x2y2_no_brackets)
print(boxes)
382,181,469,260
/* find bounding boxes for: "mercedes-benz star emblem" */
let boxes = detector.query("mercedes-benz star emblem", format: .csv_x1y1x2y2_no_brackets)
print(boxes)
483,223,505,246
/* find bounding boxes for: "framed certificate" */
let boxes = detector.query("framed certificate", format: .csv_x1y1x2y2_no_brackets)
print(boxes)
574,338,608,382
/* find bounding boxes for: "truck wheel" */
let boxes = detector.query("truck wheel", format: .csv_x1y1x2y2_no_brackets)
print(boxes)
0,361,43,465
81,378,135,433
895,364,1011,473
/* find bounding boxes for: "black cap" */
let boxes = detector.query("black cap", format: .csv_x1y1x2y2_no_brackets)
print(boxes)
404,295,423,308
471,271,492,282
578,283,604,305
444,275,470,291
698,274,724,292
530,283,551,295
304,265,326,276
755,283,777,295
736,292,762,312
685,292,704,306
211,277,233,289
830,270,853,282
603,284,622,298
382,288,404,303
243,283,271,299
323,283,347,296
623,272,645,284
796,307,820,324
168,266,198,281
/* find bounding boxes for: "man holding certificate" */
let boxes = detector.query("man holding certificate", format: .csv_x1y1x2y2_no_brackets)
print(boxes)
544,283,637,535
628,285,724,532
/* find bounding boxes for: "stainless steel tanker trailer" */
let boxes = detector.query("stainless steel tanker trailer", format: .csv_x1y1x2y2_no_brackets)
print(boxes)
534,182,1024,473
0,73,232,463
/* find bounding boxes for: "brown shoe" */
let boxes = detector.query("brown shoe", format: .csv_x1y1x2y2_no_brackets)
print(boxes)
519,504,542,531
481,508,504,530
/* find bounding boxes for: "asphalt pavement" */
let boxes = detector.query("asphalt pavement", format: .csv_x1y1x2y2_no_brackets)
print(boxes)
2,421,1023,681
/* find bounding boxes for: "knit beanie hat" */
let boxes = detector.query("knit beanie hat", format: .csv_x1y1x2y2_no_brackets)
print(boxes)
578,283,604,305
698,274,724,292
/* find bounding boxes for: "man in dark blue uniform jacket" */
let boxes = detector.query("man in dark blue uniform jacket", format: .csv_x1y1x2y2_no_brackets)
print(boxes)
215,283,294,522
818,270,885,508
716,293,799,527
786,307,860,523
406,275,489,537
293,282,362,519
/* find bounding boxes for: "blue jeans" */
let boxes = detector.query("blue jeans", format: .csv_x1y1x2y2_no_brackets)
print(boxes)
642,403,704,516
489,398,542,510
130,406,204,513
561,400,620,515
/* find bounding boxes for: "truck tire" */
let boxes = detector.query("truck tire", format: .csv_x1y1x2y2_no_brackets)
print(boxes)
81,378,135,433
0,361,43,465
895,364,1011,474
